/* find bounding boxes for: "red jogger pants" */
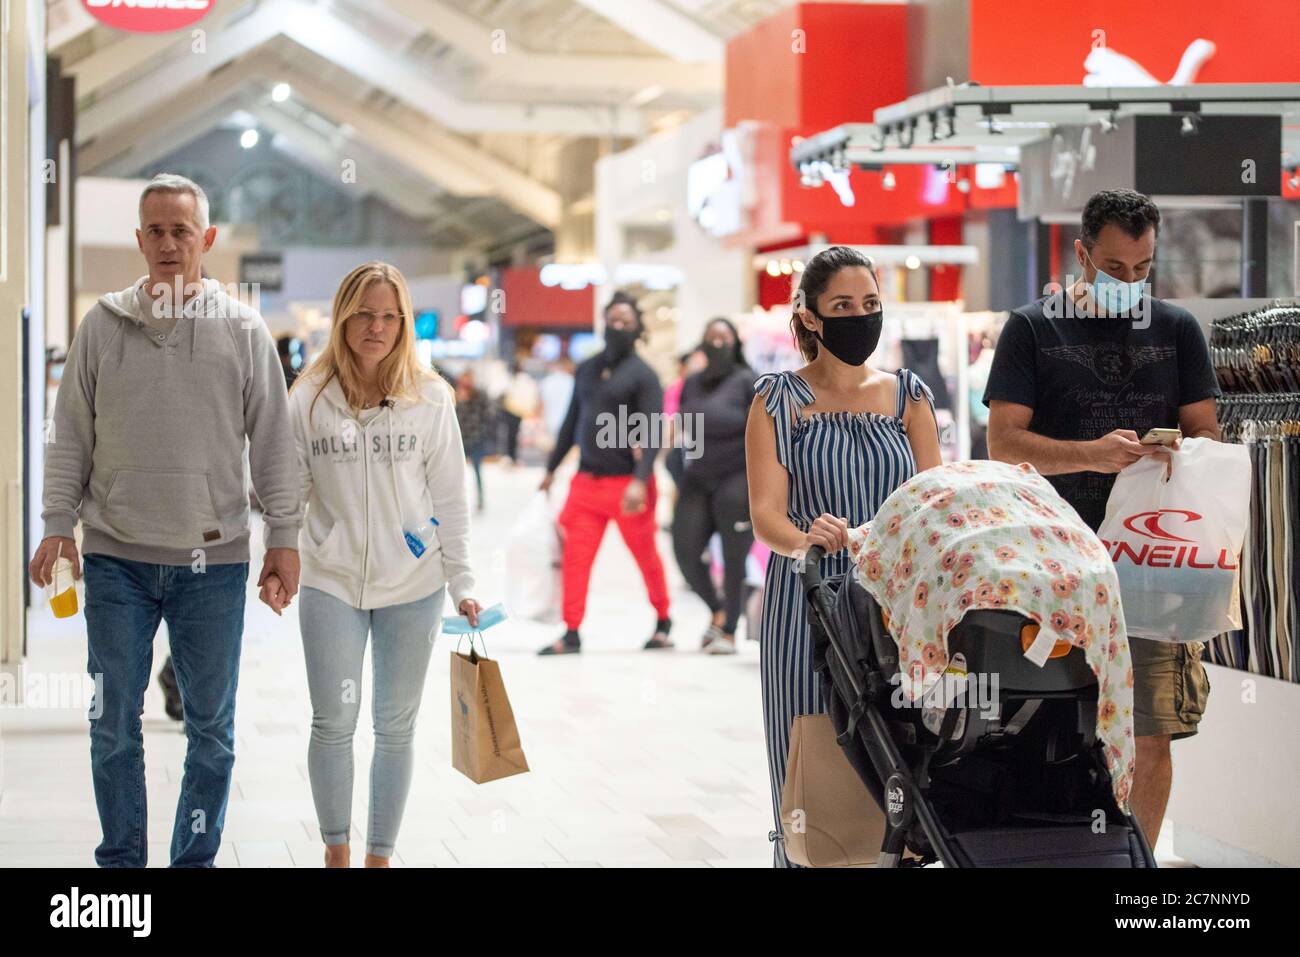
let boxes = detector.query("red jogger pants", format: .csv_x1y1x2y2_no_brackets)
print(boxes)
558,472,671,630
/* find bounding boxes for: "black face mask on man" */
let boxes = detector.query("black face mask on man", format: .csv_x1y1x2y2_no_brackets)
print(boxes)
604,325,638,362
808,309,884,366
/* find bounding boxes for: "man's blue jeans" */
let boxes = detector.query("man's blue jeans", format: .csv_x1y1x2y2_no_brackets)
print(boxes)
83,554,247,867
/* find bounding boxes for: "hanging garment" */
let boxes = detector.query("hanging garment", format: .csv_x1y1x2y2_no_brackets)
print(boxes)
900,338,953,411
1205,304,1300,685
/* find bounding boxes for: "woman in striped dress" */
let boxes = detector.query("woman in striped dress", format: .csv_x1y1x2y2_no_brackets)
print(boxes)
745,246,942,867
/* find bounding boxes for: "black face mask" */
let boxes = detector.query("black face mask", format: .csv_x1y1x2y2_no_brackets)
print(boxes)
604,326,638,362
809,309,883,366
700,342,735,381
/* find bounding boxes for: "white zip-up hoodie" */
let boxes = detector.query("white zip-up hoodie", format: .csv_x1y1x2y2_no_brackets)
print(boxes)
289,371,474,610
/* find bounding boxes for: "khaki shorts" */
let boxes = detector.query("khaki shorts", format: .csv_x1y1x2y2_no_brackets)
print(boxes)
1129,637,1211,739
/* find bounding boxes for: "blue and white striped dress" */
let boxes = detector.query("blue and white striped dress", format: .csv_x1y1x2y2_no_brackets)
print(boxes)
754,368,935,868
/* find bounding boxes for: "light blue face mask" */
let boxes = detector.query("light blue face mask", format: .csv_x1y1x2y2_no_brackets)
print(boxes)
442,602,508,635
1085,251,1148,315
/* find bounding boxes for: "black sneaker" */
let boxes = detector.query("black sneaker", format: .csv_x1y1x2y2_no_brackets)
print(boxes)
539,630,581,656
157,656,183,721
644,618,674,650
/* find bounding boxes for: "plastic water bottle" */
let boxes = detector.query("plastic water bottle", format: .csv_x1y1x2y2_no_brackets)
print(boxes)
403,517,440,559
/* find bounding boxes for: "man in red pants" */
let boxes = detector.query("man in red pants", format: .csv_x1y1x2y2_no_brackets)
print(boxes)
538,293,672,654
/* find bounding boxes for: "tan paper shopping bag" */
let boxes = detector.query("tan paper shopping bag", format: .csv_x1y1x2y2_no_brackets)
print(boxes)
450,648,530,784
780,713,888,867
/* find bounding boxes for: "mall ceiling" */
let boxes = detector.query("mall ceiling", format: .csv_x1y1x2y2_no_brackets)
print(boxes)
48,0,793,251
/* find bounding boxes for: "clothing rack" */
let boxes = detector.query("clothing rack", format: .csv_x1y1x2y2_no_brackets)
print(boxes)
1218,392,1300,440
1162,301,1300,868
1209,304,1300,394
1206,310,1300,683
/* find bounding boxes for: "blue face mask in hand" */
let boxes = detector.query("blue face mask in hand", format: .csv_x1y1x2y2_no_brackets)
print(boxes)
442,602,508,635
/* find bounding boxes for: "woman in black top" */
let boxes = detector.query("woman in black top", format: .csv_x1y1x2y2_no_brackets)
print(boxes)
672,318,757,654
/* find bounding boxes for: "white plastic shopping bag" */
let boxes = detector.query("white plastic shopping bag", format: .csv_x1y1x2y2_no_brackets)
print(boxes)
1097,437,1252,643
504,492,562,623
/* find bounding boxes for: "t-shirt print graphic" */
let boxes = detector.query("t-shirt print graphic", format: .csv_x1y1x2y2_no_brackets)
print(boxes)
1041,343,1177,388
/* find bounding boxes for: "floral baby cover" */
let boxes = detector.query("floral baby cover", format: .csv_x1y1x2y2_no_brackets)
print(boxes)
845,460,1135,811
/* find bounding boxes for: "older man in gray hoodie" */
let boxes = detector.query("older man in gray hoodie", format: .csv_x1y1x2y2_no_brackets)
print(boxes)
28,174,302,867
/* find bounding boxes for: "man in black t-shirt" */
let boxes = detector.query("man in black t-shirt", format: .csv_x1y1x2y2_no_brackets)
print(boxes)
983,189,1221,848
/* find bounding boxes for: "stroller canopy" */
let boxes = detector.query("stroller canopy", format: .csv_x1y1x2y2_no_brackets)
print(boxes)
845,460,1136,810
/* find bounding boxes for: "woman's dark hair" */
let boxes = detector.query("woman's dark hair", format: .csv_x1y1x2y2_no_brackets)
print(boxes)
790,246,877,361
701,316,748,369
1080,188,1161,249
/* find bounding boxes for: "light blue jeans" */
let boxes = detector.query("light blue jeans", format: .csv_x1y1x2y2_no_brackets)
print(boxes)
299,585,444,857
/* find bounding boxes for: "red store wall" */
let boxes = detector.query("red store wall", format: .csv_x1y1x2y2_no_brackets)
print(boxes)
726,2,912,248
969,0,1300,86
728,0,1300,305
499,268,595,329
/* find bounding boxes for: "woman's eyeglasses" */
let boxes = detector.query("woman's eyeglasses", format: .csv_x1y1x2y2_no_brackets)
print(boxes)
350,310,404,326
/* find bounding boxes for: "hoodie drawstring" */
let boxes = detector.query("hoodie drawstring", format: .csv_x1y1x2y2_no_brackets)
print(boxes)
385,400,409,533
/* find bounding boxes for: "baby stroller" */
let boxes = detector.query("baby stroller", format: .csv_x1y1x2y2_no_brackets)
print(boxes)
802,544,1156,868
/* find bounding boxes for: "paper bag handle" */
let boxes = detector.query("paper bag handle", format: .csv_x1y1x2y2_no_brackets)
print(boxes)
456,630,491,664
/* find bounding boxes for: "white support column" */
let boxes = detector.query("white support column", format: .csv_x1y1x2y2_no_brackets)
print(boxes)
0,0,36,785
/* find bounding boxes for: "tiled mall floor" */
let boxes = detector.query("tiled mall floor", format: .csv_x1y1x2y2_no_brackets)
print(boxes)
0,461,1182,868
1,462,778,868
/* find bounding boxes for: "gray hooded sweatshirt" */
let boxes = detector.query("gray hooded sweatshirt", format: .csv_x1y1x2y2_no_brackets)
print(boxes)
42,276,302,565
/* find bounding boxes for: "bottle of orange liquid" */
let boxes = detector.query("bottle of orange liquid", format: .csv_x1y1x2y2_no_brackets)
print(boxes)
48,555,80,618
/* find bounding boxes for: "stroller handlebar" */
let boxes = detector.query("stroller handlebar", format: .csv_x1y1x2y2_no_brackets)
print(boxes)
802,544,827,591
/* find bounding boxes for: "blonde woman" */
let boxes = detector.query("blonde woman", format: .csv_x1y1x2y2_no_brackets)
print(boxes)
261,262,481,868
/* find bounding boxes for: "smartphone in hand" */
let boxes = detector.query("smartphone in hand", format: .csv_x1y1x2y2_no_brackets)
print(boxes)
1139,428,1182,447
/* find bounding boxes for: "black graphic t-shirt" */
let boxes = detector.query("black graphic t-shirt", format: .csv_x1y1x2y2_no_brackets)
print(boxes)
982,293,1220,531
